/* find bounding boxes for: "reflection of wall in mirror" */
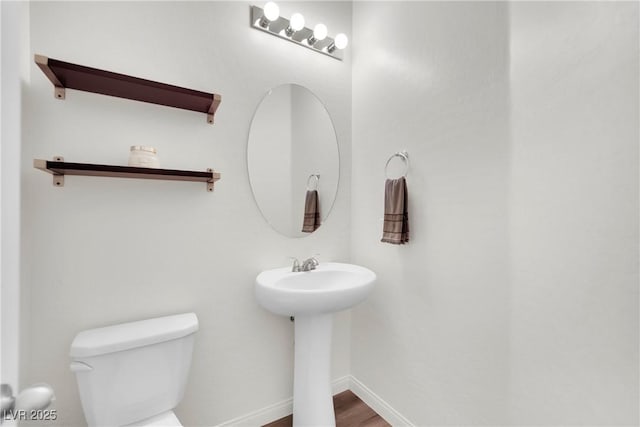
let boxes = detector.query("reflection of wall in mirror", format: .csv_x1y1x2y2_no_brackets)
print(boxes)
291,85,338,236
249,85,293,234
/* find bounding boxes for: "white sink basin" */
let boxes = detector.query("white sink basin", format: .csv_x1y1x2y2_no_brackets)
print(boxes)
255,262,376,316
255,262,376,426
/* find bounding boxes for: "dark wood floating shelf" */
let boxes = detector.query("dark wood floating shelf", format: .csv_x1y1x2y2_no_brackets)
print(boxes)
34,54,221,124
34,158,221,192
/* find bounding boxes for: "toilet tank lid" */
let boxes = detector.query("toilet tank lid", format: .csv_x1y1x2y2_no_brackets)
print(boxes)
70,313,198,358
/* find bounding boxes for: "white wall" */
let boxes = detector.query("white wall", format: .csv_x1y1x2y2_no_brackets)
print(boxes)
22,2,351,425
351,1,638,425
351,2,511,425
508,2,639,424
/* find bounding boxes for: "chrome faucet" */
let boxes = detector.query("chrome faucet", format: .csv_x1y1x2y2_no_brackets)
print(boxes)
301,257,319,272
290,256,319,272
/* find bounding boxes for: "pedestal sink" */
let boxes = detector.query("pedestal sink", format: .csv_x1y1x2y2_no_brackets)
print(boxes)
255,262,376,427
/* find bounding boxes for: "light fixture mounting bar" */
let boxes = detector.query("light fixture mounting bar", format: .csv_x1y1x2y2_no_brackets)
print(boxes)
250,6,343,61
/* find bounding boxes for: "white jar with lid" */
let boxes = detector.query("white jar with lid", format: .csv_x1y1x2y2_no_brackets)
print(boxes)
128,146,160,168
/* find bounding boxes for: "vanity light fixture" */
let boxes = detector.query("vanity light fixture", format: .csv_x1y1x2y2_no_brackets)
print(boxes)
250,3,347,60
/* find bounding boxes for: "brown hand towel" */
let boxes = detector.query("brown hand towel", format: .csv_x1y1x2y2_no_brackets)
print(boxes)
381,177,409,244
302,190,321,233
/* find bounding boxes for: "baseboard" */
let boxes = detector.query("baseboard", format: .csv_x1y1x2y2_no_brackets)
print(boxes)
215,375,412,427
215,376,351,427
331,375,350,394
348,375,415,427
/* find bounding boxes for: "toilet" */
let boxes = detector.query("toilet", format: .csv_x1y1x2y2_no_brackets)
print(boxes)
69,313,199,427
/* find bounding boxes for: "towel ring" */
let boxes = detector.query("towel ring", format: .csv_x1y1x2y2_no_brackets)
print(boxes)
307,174,320,191
385,151,409,179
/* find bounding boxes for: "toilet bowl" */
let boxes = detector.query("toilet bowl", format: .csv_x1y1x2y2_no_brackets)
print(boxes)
69,313,198,427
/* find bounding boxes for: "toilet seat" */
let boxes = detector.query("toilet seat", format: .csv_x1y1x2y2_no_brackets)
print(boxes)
126,411,182,427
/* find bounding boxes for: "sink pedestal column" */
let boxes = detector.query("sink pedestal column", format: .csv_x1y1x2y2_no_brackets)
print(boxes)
293,313,334,427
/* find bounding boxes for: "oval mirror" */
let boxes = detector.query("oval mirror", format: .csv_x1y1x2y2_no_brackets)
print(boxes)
248,84,339,237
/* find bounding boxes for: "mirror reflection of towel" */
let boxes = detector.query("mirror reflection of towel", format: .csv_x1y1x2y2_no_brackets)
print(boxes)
381,177,409,244
302,190,321,233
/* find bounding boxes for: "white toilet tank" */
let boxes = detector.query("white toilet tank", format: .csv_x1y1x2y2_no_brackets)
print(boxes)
69,313,198,427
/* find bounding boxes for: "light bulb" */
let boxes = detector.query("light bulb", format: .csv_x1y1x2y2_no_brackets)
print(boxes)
313,23,328,41
263,2,280,21
327,33,348,53
307,23,327,46
284,12,305,37
290,13,305,31
334,33,348,50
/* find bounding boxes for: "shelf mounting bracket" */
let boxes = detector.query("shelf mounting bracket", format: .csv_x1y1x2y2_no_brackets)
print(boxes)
207,169,215,192
207,94,222,124
54,86,66,100
52,156,64,187
34,55,66,100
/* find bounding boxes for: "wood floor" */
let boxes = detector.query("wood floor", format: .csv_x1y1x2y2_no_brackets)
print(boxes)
263,390,391,427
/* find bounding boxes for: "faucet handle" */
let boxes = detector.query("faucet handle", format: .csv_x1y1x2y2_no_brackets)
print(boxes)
304,254,319,264
300,256,319,271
